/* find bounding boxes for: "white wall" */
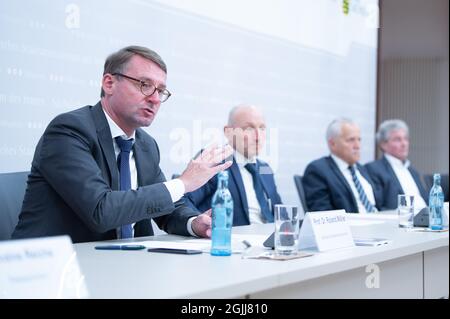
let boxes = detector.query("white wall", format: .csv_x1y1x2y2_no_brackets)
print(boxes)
0,0,379,207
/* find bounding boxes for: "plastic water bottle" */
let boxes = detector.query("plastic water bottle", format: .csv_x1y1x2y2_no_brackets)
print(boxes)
429,173,444,230
211,171,234,256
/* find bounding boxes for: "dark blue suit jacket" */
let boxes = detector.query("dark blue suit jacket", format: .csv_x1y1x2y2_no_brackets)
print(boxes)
185,158,282,226
365,156,429,210
12,103,197,243
302,156,382,213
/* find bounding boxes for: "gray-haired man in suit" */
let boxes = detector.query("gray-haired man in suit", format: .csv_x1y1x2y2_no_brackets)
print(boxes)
303,118,381,213
365,119,428,210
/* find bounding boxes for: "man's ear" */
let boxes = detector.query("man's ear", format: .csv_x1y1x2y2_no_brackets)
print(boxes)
102,74,114,96
327,138,333,147
327,138,335,151
224,126,234,137
224,126,236,146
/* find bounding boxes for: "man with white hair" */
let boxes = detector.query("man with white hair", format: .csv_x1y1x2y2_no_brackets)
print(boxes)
185,104,283,225
303,118,381,213
365,119,428,210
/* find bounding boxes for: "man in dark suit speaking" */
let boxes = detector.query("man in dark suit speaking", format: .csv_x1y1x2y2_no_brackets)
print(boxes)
303,118,381,214
12,46,232,243
185,105,283,226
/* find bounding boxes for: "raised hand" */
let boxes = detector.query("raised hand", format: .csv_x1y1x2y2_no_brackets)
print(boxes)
179,144,233,193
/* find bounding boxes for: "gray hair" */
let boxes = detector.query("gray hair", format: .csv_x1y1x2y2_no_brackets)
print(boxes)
227,104,260,126
100,45,167,97
376,119,409,144
326,118,356,141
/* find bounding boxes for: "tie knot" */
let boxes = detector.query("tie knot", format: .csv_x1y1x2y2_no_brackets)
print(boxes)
348,165,356,175
115,137,134,153
245,163,258,175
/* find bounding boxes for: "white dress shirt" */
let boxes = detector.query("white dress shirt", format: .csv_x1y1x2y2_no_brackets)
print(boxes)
234,152,266,224
385,154,427,209
331,154,377,214
102,108,189,237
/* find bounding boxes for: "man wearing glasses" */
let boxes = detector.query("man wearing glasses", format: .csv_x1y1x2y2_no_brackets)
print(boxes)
12,46,232,243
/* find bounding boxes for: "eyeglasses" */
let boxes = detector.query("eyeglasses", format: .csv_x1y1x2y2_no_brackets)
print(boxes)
111,73,172,103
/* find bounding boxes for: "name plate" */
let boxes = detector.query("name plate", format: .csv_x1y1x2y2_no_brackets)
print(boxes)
299,210,355,252
0,235,89,298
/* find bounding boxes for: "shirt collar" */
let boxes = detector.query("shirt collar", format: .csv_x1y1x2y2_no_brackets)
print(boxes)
234,150,257,168
331,154,354,171
385,153,410,169
101,107,135,140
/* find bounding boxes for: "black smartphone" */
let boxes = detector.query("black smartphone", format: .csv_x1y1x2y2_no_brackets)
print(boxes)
147,248,203,255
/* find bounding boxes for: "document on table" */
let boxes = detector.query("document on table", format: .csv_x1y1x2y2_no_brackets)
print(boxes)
133,234,270,253
406,228,449,233
348,219,386,227
133,240,210,251
346,212,398,221
353,237,393,246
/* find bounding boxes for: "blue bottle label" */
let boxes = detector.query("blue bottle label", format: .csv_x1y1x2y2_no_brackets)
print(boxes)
211,207,232,256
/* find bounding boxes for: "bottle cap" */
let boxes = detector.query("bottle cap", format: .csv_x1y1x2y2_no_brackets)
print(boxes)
218,170,229,179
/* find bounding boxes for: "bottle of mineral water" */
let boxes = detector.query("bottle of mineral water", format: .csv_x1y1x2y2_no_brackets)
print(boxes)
429,173,444,230
211,171,234,256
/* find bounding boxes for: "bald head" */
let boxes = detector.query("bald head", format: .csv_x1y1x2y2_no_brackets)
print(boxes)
228,104,264,126
225,104,266,159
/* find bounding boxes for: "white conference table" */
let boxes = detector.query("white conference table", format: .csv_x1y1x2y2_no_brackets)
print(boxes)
73,215,449,299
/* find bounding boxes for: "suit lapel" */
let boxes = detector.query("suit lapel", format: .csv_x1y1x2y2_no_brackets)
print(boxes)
358,163,374,185
91,102,119,190
327,156,358,209
382,156,404,193
133,129,152,186
131,129,154,237
408,166,427,199
257,160,272,199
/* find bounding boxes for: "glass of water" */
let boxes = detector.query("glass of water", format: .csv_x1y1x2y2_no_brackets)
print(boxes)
274,205,300,256
398,195,414,228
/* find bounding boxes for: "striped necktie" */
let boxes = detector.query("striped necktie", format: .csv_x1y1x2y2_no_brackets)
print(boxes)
244,163,274,222
348,165,377,213
115,136,134,238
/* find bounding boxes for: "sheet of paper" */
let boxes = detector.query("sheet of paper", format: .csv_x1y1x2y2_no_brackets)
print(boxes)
348,219,385,227
231,234,270,247
134,233,271,253
133,240,210,251
182,234,269,247
353,237,392,246
346,213,398,220
134,237,257,253
405,228,449,233
243,250,314,260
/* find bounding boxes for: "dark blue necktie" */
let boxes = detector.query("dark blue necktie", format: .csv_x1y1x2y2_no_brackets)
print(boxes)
244,163,274,222
115,136,134,239
348,165,377,213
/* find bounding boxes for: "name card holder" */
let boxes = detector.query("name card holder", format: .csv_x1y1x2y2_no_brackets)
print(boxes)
299,210,355,252
0,235,89,298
